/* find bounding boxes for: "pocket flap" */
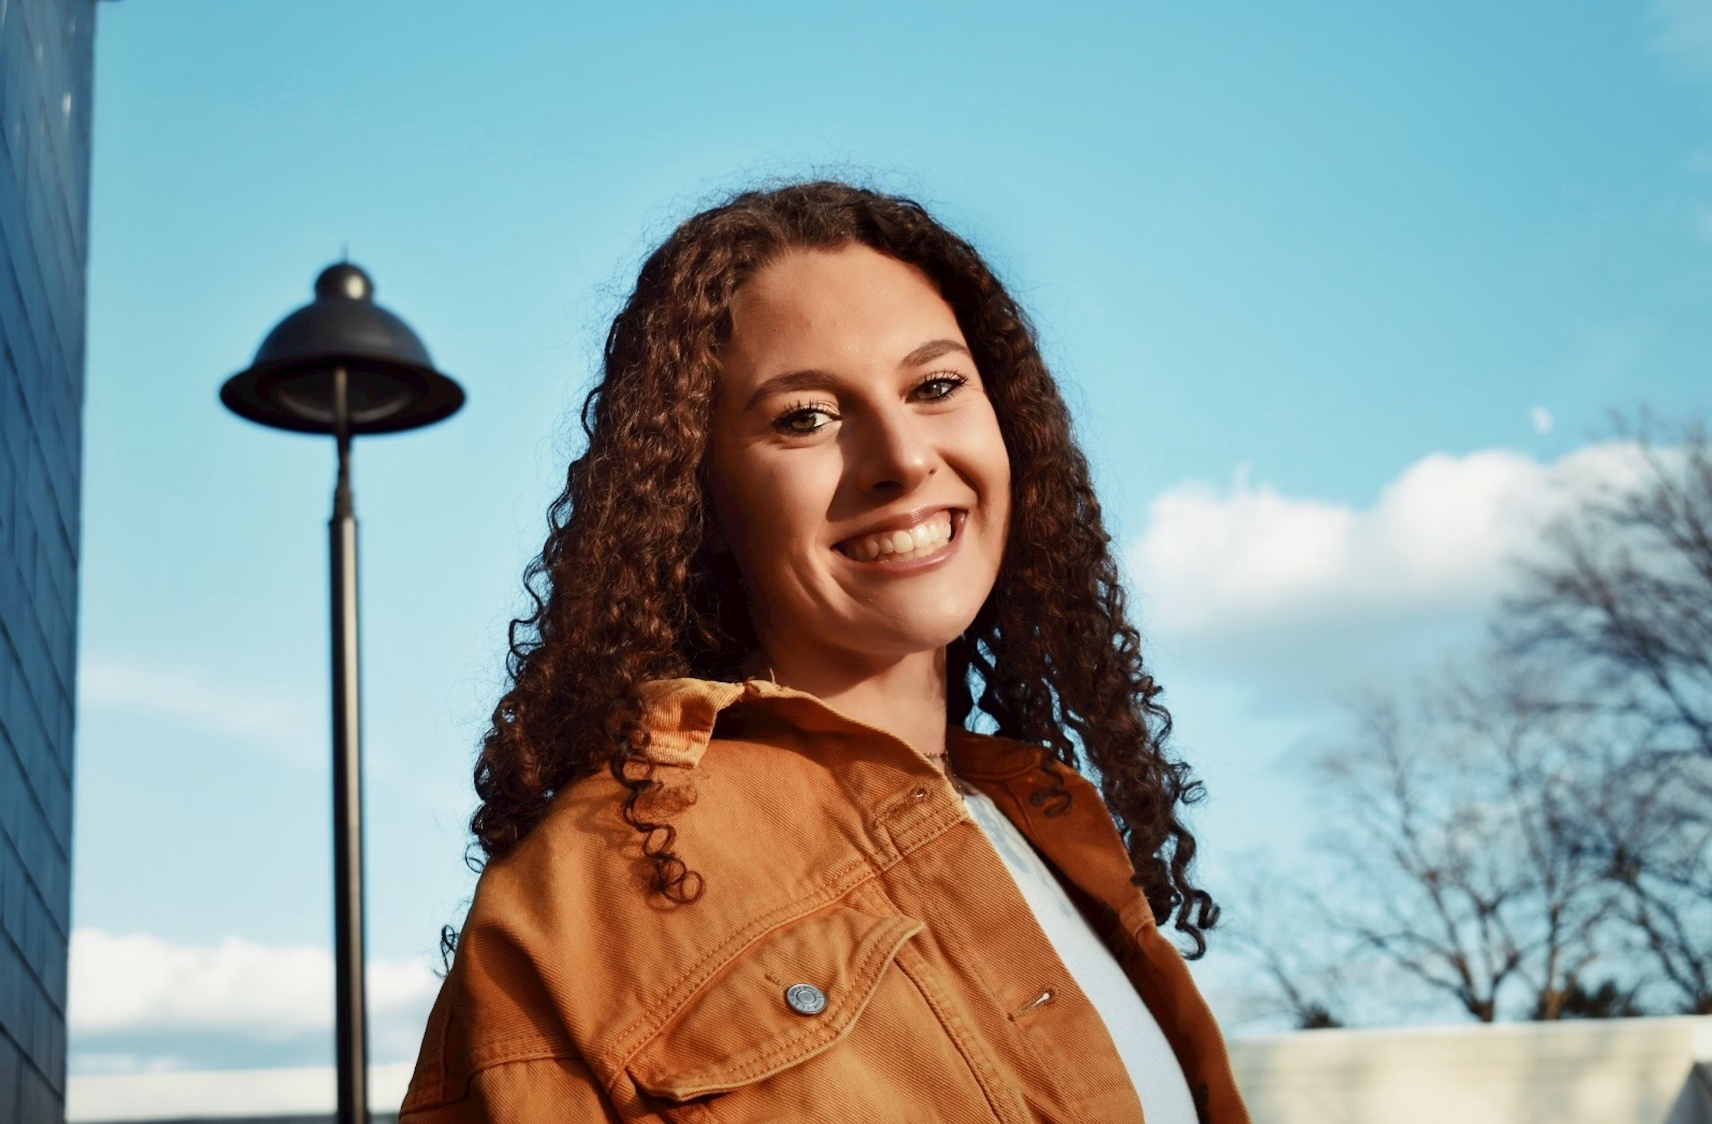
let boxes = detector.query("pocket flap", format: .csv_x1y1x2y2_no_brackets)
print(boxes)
628,906,924,1101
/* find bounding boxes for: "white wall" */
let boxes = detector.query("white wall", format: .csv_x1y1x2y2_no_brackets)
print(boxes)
66,1062,412,1122
1230,1016,1712,1124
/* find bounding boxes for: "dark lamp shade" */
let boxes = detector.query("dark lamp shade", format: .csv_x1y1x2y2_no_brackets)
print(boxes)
220,263,464,436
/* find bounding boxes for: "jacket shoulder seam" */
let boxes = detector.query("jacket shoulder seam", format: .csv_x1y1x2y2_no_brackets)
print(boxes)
402,1041,587,1114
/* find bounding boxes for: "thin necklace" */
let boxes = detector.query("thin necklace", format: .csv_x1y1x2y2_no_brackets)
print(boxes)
926,751,977,795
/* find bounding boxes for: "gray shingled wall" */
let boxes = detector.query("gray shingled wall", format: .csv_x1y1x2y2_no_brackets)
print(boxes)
0,0,97,1121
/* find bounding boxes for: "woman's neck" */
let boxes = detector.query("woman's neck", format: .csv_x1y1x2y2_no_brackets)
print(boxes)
761,644,949,760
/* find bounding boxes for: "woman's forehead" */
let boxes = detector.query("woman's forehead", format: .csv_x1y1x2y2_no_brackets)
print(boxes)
724,247,962,379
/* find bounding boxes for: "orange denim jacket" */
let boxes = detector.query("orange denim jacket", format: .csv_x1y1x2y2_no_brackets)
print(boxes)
402,678,1250,1123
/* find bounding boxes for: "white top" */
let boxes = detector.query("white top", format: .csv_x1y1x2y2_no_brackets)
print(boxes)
962,789,1199,1124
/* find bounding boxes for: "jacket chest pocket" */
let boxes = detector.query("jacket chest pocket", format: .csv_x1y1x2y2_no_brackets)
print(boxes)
625,905,1028,1124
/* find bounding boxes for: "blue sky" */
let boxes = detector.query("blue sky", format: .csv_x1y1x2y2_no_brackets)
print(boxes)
67,0,1712,1099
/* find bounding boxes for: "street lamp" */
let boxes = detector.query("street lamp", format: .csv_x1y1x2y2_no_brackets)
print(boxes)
220,263,464,1124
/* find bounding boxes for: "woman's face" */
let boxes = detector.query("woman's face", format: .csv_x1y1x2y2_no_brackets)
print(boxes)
707,245,1011,673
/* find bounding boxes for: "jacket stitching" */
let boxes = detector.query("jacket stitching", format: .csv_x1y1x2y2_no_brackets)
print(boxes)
605,803,969,1092
893,941,1031,1124
401,1044,595,1114
436,803,967,1090
641,916,909,1092
604,854,876,1075
633,914,923,1098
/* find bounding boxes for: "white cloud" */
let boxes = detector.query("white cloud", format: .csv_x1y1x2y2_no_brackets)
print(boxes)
78,661,321,767
69,928,439,1045
1126,443,1647,694
1530,406,1554,435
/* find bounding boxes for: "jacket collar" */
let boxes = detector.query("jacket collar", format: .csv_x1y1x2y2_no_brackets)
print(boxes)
640,677,1157,943
638,677,1042,778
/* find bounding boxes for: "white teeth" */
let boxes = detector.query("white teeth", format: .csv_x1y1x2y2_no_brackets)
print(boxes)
840,513,956,564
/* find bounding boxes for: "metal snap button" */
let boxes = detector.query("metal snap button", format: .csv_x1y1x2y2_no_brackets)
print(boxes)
784,983,827,1016
912,786,930,801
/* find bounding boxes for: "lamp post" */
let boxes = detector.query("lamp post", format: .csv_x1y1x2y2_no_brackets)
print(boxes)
220,263,464,1124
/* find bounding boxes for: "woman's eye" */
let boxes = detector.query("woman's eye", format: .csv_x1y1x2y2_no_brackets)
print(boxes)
914,374,968,401
775,406,835,435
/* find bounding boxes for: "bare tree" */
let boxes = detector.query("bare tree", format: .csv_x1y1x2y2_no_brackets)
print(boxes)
1503,419,1712,1013
1299,657,1621,1023
1564,734,1712,1013
1234,418,1712,1024
1505,419,1712,760
1221,856,1352,1030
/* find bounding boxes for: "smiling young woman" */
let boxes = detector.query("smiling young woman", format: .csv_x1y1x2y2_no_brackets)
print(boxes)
403,183,1249,1124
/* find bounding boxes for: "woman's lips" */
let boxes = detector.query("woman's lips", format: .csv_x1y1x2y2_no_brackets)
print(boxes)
834,509,960,563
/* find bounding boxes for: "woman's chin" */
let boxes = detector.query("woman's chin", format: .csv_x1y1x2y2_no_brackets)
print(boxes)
846,609,982,662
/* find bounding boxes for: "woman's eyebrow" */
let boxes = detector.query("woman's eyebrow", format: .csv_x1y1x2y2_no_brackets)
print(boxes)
899,338,970,367
744,368,837,412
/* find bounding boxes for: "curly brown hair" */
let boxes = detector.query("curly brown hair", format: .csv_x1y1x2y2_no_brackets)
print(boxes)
471,181,1219,955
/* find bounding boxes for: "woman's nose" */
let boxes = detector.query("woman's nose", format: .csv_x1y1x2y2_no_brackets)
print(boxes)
852,405,935,497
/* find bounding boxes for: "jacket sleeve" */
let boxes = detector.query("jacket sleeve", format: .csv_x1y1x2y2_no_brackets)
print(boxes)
400,1055,623,1123
400,921,626,1123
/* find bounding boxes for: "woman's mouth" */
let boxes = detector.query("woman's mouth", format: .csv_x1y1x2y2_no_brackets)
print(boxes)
834,510,959,563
